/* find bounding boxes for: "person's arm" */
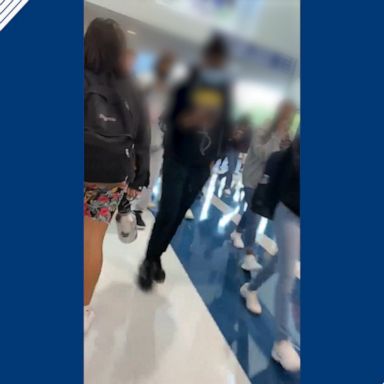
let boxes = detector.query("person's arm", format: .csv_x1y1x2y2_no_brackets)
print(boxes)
160,83,189,133
249,128,264,156
259,121,276,144
129,89,151,191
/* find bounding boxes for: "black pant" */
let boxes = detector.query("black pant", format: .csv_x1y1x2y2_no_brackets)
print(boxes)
146,156,210,262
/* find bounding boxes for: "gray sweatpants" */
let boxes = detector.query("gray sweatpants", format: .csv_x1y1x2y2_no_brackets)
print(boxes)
249,202,300,341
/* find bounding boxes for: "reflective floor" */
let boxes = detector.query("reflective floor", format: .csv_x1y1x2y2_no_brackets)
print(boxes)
84,172,301,384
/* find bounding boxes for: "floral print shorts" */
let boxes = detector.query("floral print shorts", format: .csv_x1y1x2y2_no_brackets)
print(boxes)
84,184,125,223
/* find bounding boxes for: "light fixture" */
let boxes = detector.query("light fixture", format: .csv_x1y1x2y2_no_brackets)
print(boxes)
127,30,136,35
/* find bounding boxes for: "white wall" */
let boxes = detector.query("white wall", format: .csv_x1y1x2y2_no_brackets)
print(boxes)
86,0,300,60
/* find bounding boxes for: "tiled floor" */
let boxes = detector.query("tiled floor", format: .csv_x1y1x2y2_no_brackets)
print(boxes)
84,175,300,384
85,211,251,384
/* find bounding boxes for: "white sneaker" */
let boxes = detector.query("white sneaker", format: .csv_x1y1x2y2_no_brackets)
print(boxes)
272,340,301,372
240,283,262,315
84,306,95,334
241,254,262,271
224,188,231,196
185,209,194,220
231,231,244,249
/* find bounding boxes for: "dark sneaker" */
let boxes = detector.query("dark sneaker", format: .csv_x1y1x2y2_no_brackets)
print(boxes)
134,210,146,229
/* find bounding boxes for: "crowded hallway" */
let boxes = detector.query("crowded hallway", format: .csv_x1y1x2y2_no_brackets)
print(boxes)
84,1,300,383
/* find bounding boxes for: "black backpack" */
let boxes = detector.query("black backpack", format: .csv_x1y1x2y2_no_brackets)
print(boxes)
251,149,287,219
84,71,134,158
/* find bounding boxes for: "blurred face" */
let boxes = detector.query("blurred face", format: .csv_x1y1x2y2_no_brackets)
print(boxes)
233,130,244,140
156,58,173,80
121,50,135,74
280,135,292,150
204,54,226,69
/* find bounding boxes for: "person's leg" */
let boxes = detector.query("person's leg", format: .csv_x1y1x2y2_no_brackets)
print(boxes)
84,216,108,306
139,157,188,290
216,156,226,174
147,163,209,260
145,157,187,263
248,255,278,291
232,187,253,249
273,203,300,342
270,203,300,372
236,187,254,232
243,205,296,312
241,218,277,314
224,149,238,190
239,153,245,172
241,187,259,253
243,214,261,253
240,255,277,315
84,184,124,330
139,161,209,290
84,217,106,334
237,187,262,270
236,211,248,233
176,164,211,224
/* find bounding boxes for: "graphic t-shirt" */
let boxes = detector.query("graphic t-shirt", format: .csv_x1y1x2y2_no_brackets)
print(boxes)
164,72,230,166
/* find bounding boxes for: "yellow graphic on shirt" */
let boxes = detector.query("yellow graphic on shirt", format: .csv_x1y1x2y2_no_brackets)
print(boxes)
191,88,224,110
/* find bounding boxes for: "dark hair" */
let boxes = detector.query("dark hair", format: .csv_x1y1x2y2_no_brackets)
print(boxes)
84,18,127,77
203,35,229,60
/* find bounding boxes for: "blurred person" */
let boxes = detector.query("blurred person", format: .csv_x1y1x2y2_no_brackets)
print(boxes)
223,116,252,195
238,152,246,173
138,35,232,291
131,52,175,229
114,48,145,229
231,102,295,271
240,137,300,372
84,18,150,332
124,48,136,73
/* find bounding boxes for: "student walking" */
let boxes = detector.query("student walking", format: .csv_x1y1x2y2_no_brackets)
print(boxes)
83,18,150,332
240,137,300,372
231,102,295,271
138,36,232,291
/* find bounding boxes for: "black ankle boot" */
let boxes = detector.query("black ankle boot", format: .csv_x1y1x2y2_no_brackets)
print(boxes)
137,260,155,291
137,260,166,291
153,260,166,283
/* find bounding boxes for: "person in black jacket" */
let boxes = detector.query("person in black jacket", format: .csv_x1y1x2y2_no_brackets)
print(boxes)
138,35,232,291
240,136,301,372
83,18,150,333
